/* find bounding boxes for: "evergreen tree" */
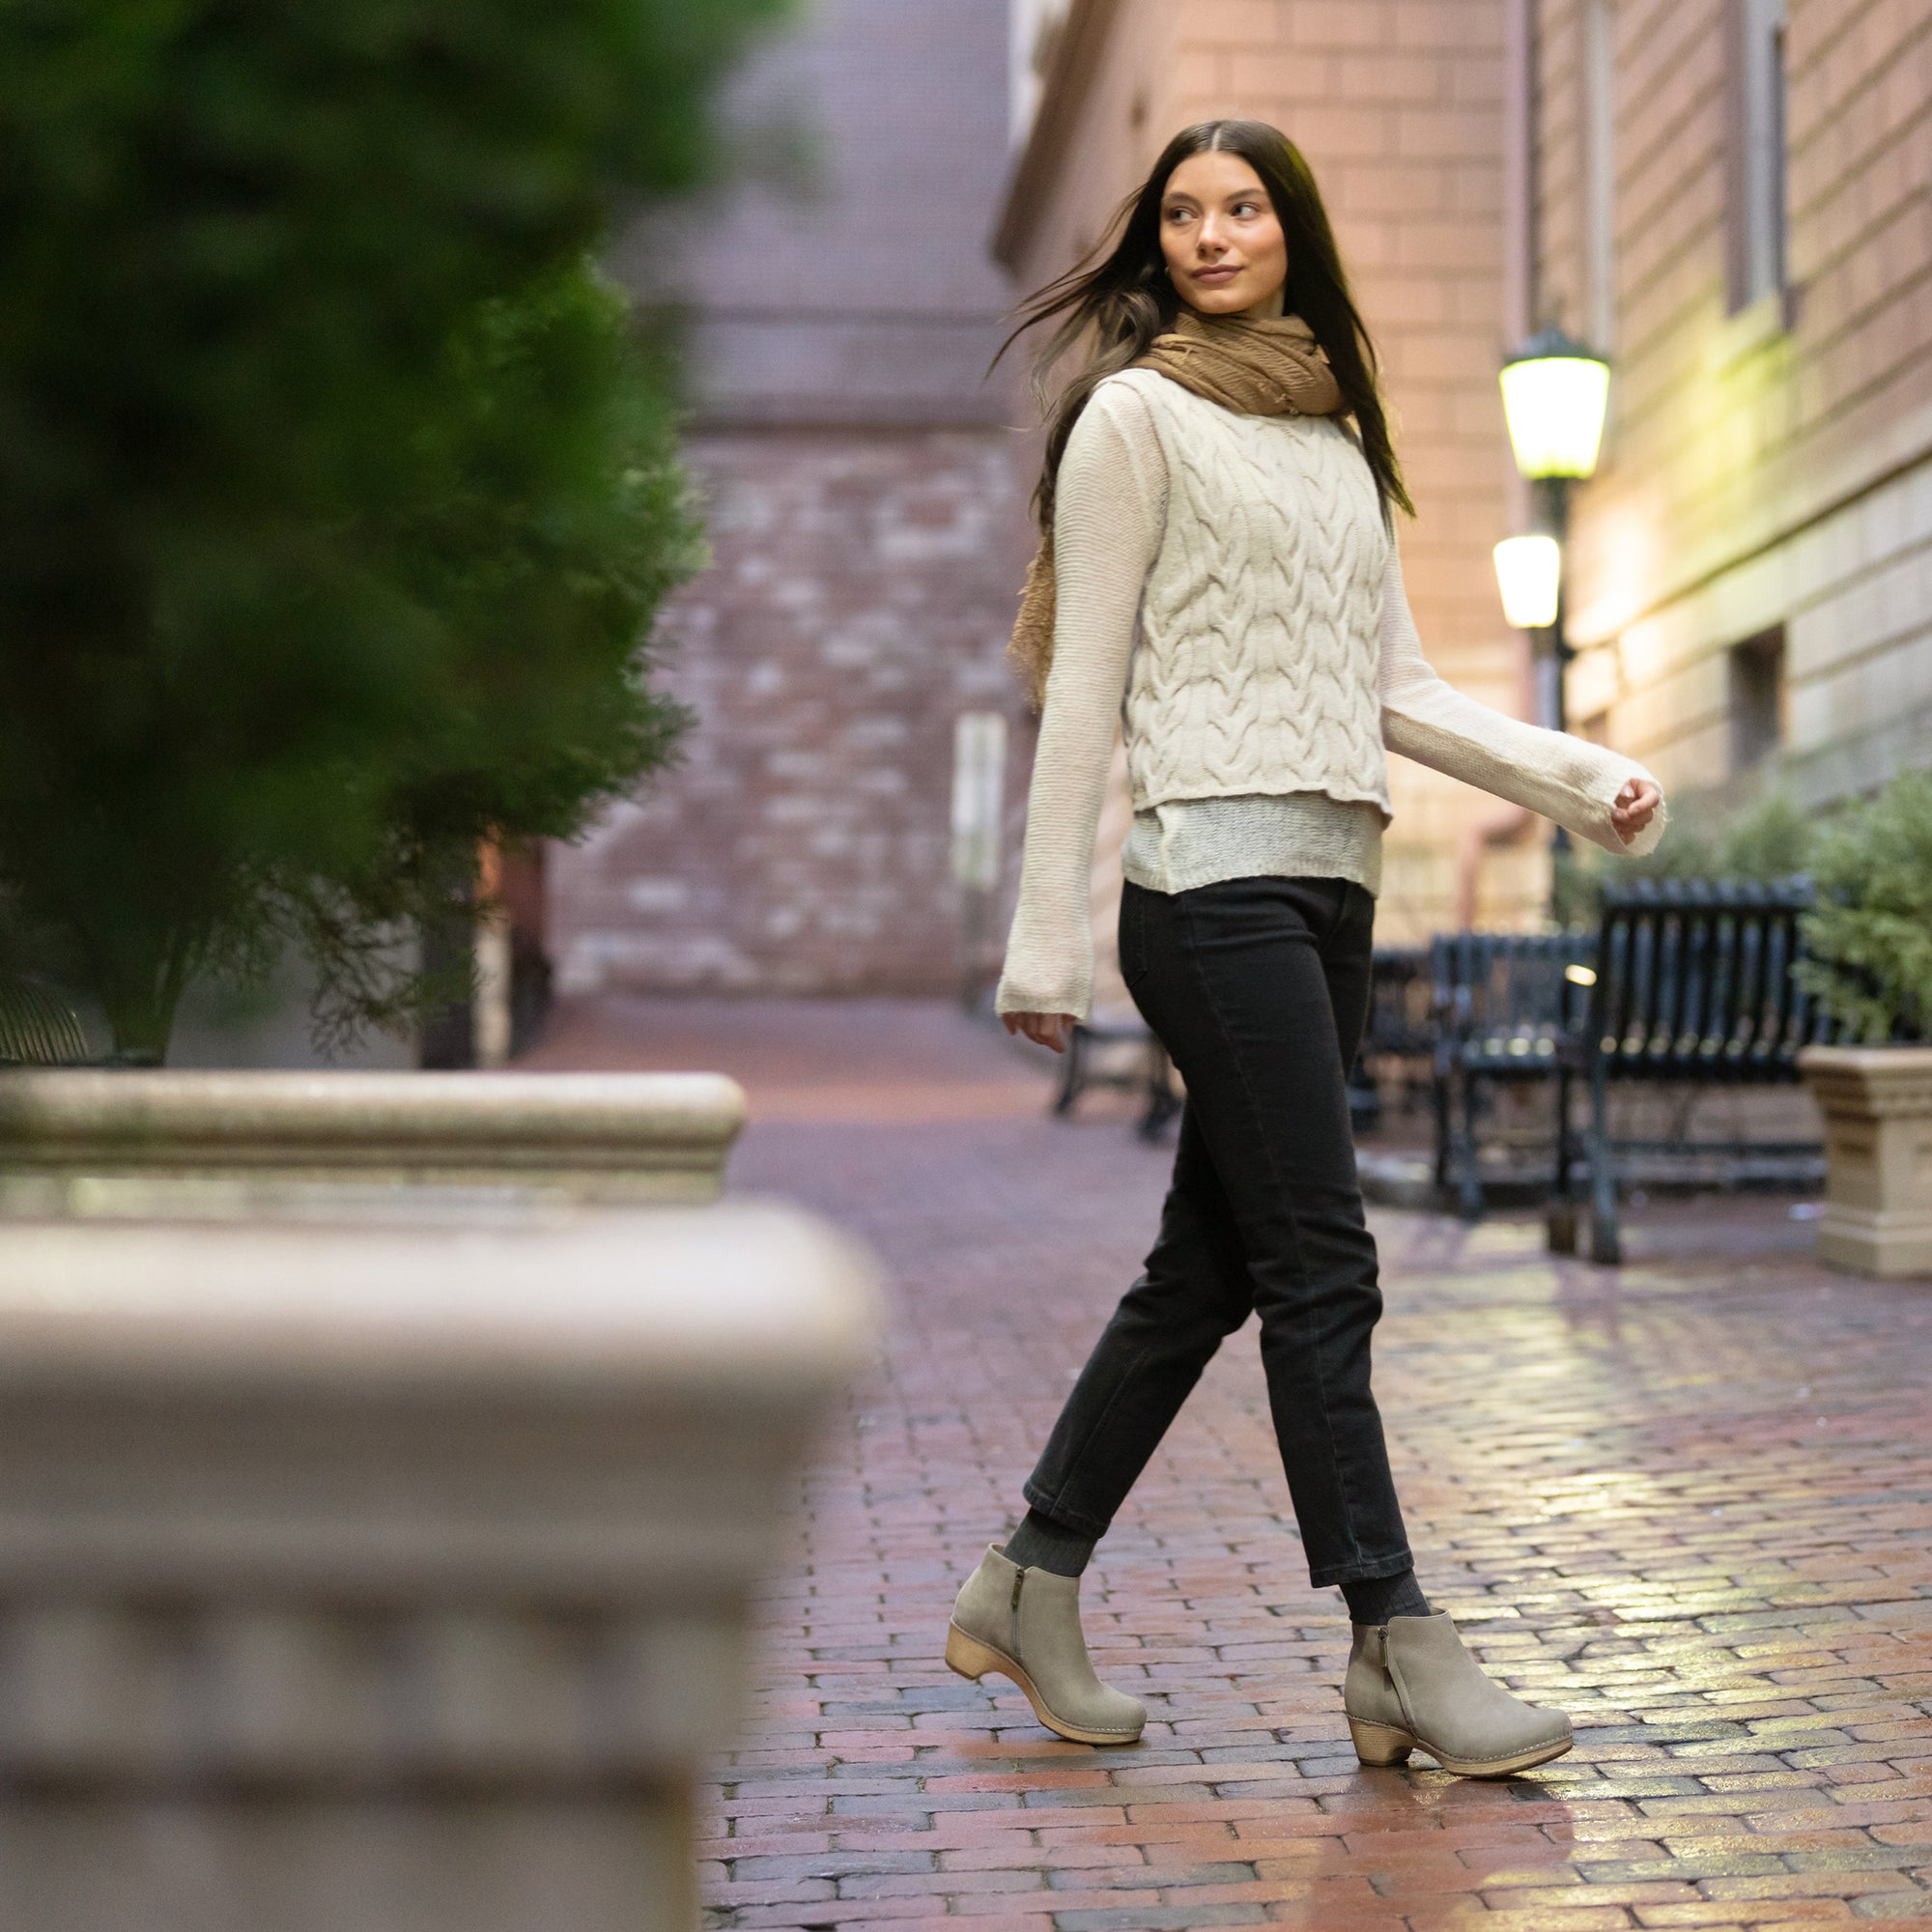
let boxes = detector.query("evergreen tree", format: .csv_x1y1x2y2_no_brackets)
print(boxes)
0,0,783,1057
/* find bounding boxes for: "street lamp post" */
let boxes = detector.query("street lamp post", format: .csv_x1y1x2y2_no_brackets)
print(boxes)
1526,472,1573,738
1492,326,1612,891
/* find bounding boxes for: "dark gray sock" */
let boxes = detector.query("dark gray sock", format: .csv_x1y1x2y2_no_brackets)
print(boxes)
1002,1507,1096,1578
1341,1569,1432,1625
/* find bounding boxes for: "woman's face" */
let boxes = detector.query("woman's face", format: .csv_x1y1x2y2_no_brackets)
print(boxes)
1158,152,1289,320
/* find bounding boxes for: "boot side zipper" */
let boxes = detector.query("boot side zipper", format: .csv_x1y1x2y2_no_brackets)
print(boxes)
1009,1567,1024,1657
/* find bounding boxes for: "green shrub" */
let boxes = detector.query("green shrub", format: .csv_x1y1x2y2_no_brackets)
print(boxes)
0,0,785,1058
1795,769,1932,1043
1713,789,1817,883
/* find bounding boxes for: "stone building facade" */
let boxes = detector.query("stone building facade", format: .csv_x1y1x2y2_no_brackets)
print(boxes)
1000,0,1557,941
551,0,1033,999
1534,0,1931,810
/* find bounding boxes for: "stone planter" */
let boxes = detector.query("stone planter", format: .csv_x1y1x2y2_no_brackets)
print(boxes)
0,1199,878,1932
1797,1045,1932,1279
0,1069,744,1215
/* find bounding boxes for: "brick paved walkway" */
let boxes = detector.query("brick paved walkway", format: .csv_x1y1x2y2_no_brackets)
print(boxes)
534,999,1932,1931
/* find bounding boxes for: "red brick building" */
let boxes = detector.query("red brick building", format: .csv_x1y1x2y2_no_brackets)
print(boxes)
551,0,1034,999
1534,0,1931,811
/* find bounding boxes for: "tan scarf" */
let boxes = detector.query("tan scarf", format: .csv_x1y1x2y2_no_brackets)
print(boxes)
1007,309,1346,708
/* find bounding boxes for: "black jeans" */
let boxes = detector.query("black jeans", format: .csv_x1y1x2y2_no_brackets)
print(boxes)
1023,875,1412,1588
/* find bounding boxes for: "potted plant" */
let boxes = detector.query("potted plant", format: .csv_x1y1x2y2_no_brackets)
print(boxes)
1795,770,1932,1279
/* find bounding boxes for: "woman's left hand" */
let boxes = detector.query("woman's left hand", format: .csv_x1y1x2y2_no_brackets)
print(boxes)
1611,777,1662,846
1003,1010,1075,1054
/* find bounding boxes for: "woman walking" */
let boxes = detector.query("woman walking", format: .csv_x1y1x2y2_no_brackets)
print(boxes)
946,121,1664,1778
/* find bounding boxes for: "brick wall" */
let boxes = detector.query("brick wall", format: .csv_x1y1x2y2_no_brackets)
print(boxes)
1538,0,1932,804
551,0,1034,997
999,0,1552,942
553,430,1031,997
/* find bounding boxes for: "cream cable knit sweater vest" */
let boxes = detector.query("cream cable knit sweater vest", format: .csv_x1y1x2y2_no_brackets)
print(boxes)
1123,370,1389,811
996,370,1666,1022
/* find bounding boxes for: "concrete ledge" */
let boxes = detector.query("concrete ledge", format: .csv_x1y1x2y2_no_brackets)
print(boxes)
0,1070,746,1209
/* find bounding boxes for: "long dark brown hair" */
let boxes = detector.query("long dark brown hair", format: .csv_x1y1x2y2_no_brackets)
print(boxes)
995,120,1412,534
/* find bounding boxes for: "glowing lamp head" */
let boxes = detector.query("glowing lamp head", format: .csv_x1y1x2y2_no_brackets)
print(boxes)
1499,327,1611,480
1493,533,1562,630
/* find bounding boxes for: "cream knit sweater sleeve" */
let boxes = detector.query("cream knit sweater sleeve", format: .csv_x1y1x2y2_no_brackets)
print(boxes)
995,385,1165,1020
1377,547,1666,860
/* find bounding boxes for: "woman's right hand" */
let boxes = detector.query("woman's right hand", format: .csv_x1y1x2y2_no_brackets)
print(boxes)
1003,1011,1076,1054
1610,777,1662,846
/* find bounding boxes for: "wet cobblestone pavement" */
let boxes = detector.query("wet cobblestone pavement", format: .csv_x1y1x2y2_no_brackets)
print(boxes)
537,999,1932,1930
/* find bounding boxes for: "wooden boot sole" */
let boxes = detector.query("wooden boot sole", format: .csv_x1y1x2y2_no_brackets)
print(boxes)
1423,1731,1573,1778
945,1622,1144,1747
1350,1713,1572,1778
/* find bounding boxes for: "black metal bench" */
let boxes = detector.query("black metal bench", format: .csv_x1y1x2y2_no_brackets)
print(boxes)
1367,946,1436,1063
1064,945,1431,1145
1347,946,1434,1135
1566,876,1842,1263
1431,930,1597,1219
0,976,91,1066
1052,1019,1180,1141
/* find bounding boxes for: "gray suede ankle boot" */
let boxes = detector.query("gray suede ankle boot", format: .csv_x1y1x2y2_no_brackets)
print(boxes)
946,1546,1146,1745
1345,1611,1572,1777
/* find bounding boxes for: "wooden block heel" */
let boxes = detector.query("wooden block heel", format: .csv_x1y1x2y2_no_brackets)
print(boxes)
945,1622,1004,1682
1349,1717,1415,1766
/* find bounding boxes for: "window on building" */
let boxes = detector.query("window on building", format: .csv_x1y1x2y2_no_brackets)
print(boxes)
1728,0,1789,312
1727,626,1787,773
951,711,1008,893
1582,0,1617,352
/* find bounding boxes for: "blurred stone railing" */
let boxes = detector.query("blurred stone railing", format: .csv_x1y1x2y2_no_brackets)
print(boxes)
0,1069,745,1213
0,1200,876,1932
0,1066,876,1929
